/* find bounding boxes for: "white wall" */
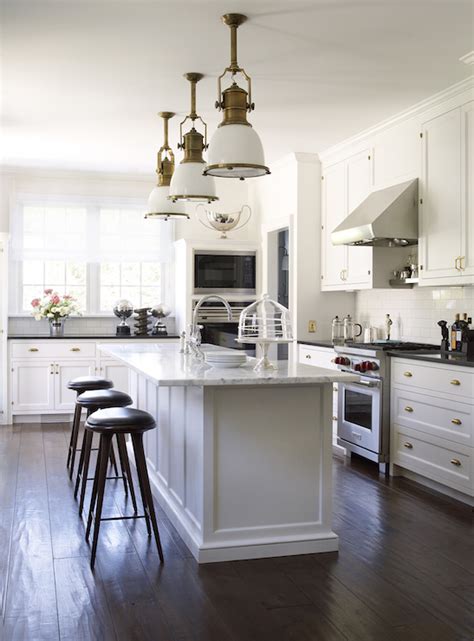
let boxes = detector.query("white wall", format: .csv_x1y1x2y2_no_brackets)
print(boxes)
249,153,355,343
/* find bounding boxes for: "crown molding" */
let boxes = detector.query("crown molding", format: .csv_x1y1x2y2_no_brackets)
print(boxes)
459,51,474,66
319,76,474,162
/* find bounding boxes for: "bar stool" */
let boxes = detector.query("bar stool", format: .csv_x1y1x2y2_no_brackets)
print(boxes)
74,389,137,517
84,407,164,569
66,375,113,479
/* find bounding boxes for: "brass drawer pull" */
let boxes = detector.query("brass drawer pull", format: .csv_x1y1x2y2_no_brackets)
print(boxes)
70,347,81,352
451,418,462,426
450,458,461,467
403,442,413,449
450,379,461,386
28,347,39,352
305,354,311,359
404,406,414,413
403,371,413,378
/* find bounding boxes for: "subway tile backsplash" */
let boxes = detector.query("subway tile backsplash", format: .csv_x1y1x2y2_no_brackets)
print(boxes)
355,285,474,344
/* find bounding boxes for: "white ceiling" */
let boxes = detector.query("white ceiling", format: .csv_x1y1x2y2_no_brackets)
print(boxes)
1,0,472,174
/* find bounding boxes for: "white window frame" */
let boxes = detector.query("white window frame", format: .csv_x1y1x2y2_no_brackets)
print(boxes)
9,195,174,317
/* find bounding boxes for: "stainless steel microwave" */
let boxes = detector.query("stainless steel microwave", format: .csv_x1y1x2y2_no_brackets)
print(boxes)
193,250,256,295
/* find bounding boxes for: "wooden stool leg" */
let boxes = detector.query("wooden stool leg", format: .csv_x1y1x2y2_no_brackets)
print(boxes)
74,408,92,492
132,433,164,563
131,434,151,536
115,435,129,496
67,402,82,477
109,444,119,476
86,434,103,541
78,429,93,517
89,433,112,570
117,434,138,513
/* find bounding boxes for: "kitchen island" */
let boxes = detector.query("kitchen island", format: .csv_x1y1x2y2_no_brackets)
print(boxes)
98,342,357,563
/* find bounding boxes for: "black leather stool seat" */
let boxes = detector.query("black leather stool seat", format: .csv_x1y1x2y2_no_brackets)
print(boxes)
86,408,156,434
68,375,113,394
77,389,132,409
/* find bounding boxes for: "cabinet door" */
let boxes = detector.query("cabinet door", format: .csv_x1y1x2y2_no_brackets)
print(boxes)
419,108,462,283
11,361,55,412
321,161,347,290
99,359,130,395
54,360,96,411
346,150,373,287
461,101,474,279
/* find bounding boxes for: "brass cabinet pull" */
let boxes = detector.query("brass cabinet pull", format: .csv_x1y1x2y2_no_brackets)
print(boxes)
403,442,413,449
305,354,311,359
340,270,344,281
450,458,461,467
460,256,465,271
50,363,54,374
28,347,39,352
455,256,461,271
70,347,81,352
451,418,462,426
404,406,414,413
450,379,461,386
344,269,348,281
55,364,59,375
403,371,413,378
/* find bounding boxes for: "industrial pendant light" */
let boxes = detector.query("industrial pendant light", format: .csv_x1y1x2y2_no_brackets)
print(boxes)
169,73,218,203
145,112,189,220
204,14,270,180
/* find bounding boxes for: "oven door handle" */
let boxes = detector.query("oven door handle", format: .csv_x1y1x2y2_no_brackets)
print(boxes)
353,379,379,388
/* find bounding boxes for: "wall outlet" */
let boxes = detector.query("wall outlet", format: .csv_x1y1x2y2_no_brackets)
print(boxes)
308,320,317,333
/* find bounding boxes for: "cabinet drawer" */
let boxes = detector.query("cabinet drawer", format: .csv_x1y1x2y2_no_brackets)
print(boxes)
392,359,474,400
393,425,472,493
299,345,336,369
10,341,96,359
392,388,473,446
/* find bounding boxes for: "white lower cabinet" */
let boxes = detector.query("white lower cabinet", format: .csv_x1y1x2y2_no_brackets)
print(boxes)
8,338,178,420
391,357,474,499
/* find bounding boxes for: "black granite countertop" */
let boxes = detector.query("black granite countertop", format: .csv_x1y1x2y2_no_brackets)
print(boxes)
297,339,335,349
388,350,474,368
8,334,180,340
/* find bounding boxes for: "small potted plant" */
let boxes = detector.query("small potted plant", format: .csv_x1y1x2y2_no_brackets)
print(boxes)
31,289,81,336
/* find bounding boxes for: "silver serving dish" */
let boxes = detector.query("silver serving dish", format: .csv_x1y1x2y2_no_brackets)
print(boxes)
196,204,251,239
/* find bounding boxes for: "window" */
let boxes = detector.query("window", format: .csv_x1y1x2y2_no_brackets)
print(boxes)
11,200,173,315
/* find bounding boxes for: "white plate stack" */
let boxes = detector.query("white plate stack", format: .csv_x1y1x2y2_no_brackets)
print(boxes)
204,350,248,369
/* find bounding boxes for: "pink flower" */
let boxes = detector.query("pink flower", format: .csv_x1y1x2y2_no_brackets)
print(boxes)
44,288,53,295
52,295,60,304
31,298,40,308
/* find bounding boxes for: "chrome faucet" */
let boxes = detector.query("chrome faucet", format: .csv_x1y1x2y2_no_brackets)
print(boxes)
185,295,233,360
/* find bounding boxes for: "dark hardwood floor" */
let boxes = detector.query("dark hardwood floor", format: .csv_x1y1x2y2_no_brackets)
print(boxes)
0,422,472,641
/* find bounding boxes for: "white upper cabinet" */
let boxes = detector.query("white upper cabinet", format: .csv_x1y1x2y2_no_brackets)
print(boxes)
419,108,462,282
321,161,347,288
419,102,473,285
321,150,372,291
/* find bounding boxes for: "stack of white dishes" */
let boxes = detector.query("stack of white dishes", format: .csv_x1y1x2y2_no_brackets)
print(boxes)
204,350,247,369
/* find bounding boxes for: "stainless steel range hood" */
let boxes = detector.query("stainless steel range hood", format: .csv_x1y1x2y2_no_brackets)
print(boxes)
331,179,418,247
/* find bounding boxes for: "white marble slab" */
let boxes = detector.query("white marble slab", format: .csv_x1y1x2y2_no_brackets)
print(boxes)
98,342,358,387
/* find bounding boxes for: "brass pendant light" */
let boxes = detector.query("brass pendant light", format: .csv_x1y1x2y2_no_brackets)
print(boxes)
204,14,270,180
169,73,218,203
145,112,189,220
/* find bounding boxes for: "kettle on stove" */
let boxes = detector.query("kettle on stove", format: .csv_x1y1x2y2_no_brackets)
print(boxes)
343,314,363,343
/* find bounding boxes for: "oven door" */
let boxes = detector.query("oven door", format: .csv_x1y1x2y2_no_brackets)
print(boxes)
338,377,382,453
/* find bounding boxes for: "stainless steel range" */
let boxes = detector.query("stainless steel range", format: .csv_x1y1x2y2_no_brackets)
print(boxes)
333,341,439,473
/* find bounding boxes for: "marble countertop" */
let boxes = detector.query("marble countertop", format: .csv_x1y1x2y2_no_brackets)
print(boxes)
8,334,179,340
389,350,474,368
98,342,359,387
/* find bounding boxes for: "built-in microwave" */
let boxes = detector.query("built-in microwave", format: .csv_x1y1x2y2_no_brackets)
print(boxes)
193,250,256,295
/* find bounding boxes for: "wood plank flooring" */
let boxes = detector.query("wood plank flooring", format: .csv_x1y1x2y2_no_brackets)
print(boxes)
0,422,472,641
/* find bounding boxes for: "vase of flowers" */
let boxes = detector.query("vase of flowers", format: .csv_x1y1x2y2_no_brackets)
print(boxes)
31,289,81,337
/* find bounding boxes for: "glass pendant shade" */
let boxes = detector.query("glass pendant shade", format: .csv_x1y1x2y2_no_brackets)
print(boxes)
204,14,270,180
145,185,188,220
206,123,268,178
145,111,190,220
168,73,218,204
169,162,217,202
